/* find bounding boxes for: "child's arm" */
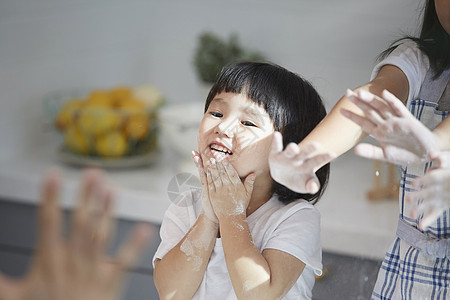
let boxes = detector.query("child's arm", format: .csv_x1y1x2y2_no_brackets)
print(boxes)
207,159,306,299
269,65,409,193
153,152,219,300
301,65,410,155
153,214,219,300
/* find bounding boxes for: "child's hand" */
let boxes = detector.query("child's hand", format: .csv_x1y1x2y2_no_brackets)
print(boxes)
0,169,152,300
206,158,255,221
408,152,450,230
192,151,218,224
269,131,335,194
341,89,439,165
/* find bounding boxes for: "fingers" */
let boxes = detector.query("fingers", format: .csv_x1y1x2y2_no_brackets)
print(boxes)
38,168,63,252
306,178,320,194
350,90,388,122
270,131,284,155
89,188,115,261
297,152,336,170
381,89,411,118
115,223,152,275
221,159,242,185
354,143,386,160
192,151,207,187
243,173,256,195
70,169,108,258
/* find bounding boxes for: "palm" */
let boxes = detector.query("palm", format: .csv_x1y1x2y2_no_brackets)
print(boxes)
269,132,335,194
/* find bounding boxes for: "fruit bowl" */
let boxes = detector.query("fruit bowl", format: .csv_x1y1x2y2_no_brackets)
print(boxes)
45,85,164,166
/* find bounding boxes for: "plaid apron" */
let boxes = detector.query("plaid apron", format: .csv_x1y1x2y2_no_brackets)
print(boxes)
372,68,450,300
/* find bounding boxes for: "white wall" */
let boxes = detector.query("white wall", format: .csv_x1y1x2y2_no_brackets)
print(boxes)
0,0,420,161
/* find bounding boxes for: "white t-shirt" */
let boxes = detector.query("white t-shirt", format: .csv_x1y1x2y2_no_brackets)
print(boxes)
153,190,322,300
370,39,430,106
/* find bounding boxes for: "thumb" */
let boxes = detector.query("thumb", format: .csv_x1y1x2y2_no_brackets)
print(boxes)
306,178,320,194
354,143,385,160
244,173,256,195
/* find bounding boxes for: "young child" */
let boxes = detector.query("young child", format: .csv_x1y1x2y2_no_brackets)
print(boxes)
269,0,449,298
153,62,333,299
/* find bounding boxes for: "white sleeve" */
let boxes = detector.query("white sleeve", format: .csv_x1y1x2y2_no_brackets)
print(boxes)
264,205,322,276
152,191,199,267
370,40,429,106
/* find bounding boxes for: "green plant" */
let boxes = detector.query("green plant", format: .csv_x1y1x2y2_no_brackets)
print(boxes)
193,32,266,84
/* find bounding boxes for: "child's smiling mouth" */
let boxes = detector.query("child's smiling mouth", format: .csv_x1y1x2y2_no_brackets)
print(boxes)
209,142,233,157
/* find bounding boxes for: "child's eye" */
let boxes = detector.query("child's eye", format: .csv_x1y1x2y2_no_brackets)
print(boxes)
210,112,223,118
241,120,256,127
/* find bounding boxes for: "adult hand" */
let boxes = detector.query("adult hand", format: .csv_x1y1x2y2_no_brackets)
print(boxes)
409,152,450,230
0,169,152,300
341,89,439,165
192,150,218,223
206,157,255,221
268,131,335,194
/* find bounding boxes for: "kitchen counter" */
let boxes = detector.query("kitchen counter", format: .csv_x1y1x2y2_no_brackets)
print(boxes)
0,134,189,224
0,132,398,260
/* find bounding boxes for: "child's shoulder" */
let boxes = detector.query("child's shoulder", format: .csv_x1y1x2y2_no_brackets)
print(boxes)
255,195,320,223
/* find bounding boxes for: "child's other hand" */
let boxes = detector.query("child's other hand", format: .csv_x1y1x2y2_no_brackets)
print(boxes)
341,89,439,165
408,152,450,230
269,131,335,194
0,169,152,300
206,158,255,221
192,151,219,223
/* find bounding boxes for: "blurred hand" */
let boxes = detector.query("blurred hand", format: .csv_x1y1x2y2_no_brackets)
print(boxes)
409,152,450,230
269,131,335,194
0,169,152,300
341,89,439,165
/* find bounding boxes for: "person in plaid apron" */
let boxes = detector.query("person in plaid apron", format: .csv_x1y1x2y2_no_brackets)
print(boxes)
269,0,449,298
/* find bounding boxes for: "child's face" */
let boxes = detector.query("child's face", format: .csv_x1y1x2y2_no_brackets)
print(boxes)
198,92,275,179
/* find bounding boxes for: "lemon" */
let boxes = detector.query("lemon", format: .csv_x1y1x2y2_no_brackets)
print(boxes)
78,106,122,136
55,99,83,131
125,113,150,140
64,125,90,155
86,90,114,107
109,86,132,107
133,85,164,110
95,131,128,157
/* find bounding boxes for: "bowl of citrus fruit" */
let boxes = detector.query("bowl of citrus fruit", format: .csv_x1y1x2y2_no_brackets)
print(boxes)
47,85,164,168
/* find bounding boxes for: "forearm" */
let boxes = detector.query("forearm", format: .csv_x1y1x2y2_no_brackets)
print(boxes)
219,214,282,300
154,214,219,300
300,92,368,157
432,117,450,151
301,65,409,159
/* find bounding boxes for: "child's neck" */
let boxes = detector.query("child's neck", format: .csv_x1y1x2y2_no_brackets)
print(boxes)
246,176,273,217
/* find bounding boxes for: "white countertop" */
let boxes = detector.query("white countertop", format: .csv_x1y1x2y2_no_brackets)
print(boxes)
0,134,192,224
0,133,399,259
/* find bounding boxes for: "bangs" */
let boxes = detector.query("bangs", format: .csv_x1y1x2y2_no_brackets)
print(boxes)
205,63,286,131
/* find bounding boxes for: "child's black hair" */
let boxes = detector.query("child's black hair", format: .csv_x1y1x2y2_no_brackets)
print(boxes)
204,62,329,205
378,0,450,78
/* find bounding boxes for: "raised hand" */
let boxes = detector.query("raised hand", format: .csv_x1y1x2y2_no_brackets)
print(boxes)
206,157,255,221
269,131,335,194
192,150,218,223
341,89,439,165
0,169,151,300
408,152,450,230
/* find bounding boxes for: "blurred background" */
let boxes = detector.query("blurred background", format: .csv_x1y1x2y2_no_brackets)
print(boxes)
0,0,420,299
